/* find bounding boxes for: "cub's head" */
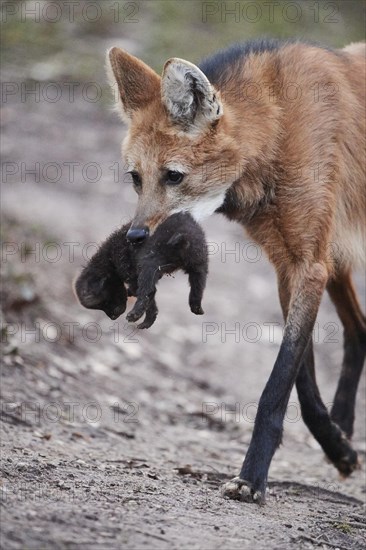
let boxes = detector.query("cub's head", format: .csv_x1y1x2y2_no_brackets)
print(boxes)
74,268,128,320
107,48,240,242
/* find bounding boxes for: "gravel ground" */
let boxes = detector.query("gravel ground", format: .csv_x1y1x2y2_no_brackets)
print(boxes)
1,19,365,550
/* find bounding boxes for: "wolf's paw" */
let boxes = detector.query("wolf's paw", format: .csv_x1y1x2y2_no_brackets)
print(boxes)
330,439,360,477
221,477,265,505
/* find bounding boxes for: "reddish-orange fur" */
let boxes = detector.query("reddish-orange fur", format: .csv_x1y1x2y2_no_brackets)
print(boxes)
106,40,365,503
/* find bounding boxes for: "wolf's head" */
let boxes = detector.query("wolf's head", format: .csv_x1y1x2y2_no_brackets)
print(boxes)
107,48,241,242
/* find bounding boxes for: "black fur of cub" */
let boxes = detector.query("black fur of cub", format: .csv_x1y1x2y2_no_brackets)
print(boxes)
74,213,208,329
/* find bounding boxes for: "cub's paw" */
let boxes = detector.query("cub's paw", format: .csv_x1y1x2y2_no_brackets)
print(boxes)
137,317,155,330
106,303,126,320
126,307,144,323
221,477,265,505
190,304,204,315
126,301,145,323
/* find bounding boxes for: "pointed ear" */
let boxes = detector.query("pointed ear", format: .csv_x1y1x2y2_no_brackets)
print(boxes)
106,47,161,122
161,58,223,130
166,232,190,249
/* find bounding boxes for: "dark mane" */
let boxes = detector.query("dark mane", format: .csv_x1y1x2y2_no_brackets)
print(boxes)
199,38,335,86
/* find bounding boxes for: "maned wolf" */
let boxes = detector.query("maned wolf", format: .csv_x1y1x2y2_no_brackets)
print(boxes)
106,38,366,503
75,213,208,329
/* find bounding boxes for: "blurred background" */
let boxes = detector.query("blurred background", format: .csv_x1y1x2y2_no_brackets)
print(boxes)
1,1,365,548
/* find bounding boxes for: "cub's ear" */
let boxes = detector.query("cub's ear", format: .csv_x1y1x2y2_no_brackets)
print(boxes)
106,47,161,122
161,58,223,130
167,232,190,250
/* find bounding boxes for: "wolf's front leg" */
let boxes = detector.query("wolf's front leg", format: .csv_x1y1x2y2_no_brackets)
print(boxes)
188,269,207,315
222,262,328,504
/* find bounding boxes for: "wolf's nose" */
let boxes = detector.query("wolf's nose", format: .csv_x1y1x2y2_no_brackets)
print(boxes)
126,227,149,244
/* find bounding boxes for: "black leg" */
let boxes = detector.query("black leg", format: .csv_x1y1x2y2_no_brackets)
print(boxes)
327,273,366,437
296,341,358,475
137,297,158,329
127,267,159,323
188,269,207,315
279,279,359,475
127,297,149,322
222,262,328,504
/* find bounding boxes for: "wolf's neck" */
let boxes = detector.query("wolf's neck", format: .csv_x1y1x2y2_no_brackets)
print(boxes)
217,96,282,224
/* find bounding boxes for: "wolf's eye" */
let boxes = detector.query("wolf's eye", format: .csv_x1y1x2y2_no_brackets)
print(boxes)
129,171,142,188
166,171,184,185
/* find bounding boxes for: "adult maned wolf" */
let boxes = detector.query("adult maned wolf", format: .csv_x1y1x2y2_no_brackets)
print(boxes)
106,38,366,504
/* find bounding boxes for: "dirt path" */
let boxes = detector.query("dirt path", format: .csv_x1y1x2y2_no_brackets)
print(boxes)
1,25,365,550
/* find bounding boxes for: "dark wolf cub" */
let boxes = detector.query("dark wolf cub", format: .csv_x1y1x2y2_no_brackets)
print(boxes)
127,212,208,325
74,223,139,321
75,212,208,328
